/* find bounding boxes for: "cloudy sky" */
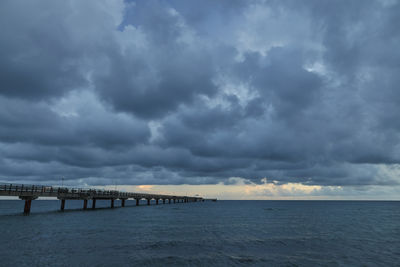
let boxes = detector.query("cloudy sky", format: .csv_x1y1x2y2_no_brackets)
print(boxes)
1,0,400,199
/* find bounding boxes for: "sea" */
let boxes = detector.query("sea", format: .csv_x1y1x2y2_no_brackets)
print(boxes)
0,200,399,266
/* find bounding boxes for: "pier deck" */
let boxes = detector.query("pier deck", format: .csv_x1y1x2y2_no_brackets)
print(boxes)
0,183,207,214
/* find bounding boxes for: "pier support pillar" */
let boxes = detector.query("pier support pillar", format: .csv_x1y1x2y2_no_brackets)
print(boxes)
173,199,176,204
23,199,32,215
136,199,139,206
169,199,172,204
19,196,37,215
83,199,88,210
60,199,66,211
111,199,114,208
163,199,166,204
121,199,125,207
147,199,151,205
92,199,96,209
156,199,159,205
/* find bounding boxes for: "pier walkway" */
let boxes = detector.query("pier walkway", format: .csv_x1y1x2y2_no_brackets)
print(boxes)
0,183,208,215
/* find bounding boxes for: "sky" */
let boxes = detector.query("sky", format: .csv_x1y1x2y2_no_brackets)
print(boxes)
1,0,400,199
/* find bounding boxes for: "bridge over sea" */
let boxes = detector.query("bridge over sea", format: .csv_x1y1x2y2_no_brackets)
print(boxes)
0,183,216,215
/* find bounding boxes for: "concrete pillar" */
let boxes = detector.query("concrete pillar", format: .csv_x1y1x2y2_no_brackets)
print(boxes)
173,199,176,204
156,199,159,205
92,199,96,209
163,199,166,204
83,199,88,210
111,199,114,208
147,199,151,205
60,199,66,211
121,199,125,207
136,199,139,206
23,199,32,215
169,199,172,204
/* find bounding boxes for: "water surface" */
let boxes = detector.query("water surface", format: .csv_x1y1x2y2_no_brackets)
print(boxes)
0,200,399,266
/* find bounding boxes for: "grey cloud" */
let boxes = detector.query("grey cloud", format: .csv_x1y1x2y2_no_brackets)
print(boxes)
0,0,400,190
0,1,90,100
94,2,219,118
0,94,150,148
233,48,323,120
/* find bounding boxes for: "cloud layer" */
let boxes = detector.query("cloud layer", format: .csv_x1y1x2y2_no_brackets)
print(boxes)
1,0,400,190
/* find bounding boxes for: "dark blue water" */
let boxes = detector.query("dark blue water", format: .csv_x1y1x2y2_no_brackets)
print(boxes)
0,200,399,266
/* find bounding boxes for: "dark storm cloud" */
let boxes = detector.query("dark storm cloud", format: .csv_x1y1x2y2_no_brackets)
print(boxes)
1,0,400,188
0,1,90,100
0,95,150,148
94,1,219,118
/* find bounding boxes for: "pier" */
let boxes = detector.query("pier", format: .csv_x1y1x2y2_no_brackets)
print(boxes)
0,183,208,215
